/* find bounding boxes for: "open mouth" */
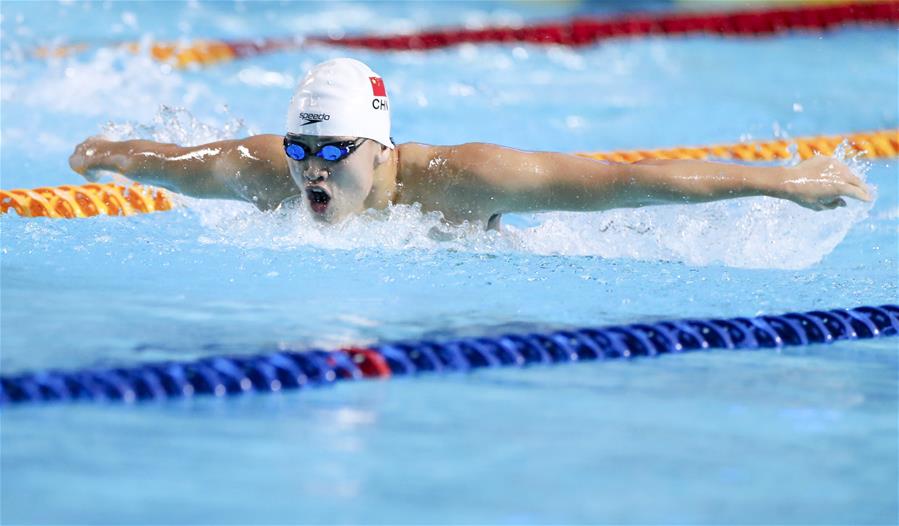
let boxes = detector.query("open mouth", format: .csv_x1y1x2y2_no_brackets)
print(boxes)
306,187,331,214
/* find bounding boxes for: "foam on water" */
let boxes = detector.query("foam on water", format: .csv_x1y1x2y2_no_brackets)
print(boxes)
184,192,871,270
102,105,246,146
20,48,218,121
518,191,872,269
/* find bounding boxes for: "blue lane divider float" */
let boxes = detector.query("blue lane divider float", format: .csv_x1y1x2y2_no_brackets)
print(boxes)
2,304,897,406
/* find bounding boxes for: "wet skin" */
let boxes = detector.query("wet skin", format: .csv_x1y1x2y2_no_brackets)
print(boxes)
69,134,873,229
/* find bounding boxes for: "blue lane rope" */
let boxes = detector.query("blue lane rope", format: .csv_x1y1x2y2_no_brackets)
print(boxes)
1,304,896,406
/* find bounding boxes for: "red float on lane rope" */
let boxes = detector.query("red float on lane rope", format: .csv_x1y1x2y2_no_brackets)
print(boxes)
344,348,392,378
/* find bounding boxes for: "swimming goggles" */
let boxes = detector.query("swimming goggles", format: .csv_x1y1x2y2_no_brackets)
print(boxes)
283,135,367,162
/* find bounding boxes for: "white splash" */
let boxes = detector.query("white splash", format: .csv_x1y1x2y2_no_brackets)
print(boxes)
18,48,222,121
427,157,447,170
189,198,511,253
516,195,871,269
184,171,873,271
103,106,245,146
136,148,220,161
237,145,259,160
513,152,875,269
166,148,220,161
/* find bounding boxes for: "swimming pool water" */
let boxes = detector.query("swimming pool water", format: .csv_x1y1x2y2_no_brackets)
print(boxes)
1,1,897,524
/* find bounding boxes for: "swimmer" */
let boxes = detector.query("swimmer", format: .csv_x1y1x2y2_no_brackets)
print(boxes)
69,58,872,229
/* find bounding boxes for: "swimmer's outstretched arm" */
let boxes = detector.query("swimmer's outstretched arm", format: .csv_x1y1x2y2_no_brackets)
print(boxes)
69,135,298,210
450,144,872,215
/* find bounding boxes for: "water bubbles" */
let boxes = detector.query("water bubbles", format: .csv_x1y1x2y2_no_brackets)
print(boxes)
121,11,138,29
180,176,872,271
236,66,294,88
772,121,787,139
102,105,246,146
547,46,586,71
565,115,586,130
22,48,216,120
449,82,476,97
457,43,479,61
517,178,873,270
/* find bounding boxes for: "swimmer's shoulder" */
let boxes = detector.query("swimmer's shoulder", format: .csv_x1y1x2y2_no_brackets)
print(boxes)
396,141,505,180
396,142,432,169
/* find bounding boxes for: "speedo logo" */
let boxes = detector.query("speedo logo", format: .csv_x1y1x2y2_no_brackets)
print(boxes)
298,112,331,126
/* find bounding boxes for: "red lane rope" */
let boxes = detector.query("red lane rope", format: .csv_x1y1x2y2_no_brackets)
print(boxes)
309,1,899,51
32,1,898,65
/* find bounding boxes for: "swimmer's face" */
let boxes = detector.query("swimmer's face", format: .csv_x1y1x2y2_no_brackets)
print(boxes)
284,135,381,223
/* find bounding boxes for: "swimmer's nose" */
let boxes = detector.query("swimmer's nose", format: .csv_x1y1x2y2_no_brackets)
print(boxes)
302,164,330,183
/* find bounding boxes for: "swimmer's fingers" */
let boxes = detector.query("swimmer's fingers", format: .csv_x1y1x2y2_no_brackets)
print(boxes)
839,181,872,202
69,145,87,175
803,198,844,211
821,197,847,209
70,137,98,176
842,171,866,188
802,156,872,201
833,167,870,194
833,163,874,202
81,168,104,183
70,136,112,181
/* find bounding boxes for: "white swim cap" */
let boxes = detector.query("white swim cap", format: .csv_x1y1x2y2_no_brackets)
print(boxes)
286,58,393,148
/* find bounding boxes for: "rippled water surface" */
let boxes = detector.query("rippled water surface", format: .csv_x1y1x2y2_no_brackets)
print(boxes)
1,1,897,524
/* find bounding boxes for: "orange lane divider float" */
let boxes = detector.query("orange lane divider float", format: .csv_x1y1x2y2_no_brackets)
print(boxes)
576,129,899,163
2,129,896,219
33,37,305,68
146,37,304,68
31,1,899,68
0,183,172,219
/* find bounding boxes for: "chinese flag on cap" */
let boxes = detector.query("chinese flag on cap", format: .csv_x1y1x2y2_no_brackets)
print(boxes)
369,76,386,97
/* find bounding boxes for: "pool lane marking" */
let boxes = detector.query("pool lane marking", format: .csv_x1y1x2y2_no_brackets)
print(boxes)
1,304,896,405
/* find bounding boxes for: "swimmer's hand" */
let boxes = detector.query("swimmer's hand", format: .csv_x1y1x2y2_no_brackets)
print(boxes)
69,136,130,182
778,156,873,211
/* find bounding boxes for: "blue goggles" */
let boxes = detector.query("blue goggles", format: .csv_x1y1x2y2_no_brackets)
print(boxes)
283,135,366,162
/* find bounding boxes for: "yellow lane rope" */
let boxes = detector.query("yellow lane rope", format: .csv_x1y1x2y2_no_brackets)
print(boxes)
34,41,240,68
2,129,896,219
147,41,238,68
1,183,172,219
576,129,899,163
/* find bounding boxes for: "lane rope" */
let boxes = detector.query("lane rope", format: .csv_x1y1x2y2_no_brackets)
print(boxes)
0,183,172,219
31,1,899,67
575,128,899,163
312,1,899,52
2,129,895,219
1,304,896,405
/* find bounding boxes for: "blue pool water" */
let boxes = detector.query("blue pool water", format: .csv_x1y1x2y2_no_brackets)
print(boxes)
1,1,897,524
